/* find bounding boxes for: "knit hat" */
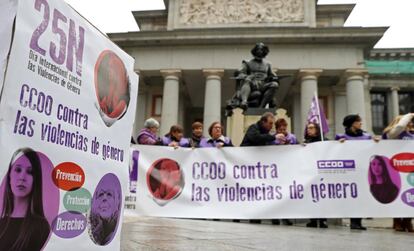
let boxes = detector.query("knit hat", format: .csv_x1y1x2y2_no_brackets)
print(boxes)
342,114,361,128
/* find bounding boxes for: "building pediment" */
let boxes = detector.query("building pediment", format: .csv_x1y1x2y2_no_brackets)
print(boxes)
166,0,316,29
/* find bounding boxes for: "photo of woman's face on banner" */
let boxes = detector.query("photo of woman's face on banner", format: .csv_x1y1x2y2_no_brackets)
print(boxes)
94,50,131,127
0,148,59,251
88,173,122,246
368,155,401,204
146,158,185,206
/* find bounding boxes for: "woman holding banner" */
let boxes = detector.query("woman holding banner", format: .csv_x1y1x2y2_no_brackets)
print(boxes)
189,122,205,148
0,148,50,251
161,125,191,148
271,118,297,226
383,113,414,232
199,122,233,148
336,114,379,230
136,118,161,145
335,114,374,142
272,118,298,145
304,122,328,228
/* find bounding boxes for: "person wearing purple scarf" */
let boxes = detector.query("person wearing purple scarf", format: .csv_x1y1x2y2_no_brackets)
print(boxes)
136,118,160,145
272,118,298,145
161,125,190,148
271,118,296,226
335,114,374,142
304,122,328,228
336,114,379,230
383,113,414,232
199,122,233,148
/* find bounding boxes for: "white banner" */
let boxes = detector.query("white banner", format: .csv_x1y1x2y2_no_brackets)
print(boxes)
0,0,138,250
130,141,414,219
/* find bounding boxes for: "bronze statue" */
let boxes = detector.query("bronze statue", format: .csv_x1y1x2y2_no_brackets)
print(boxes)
226,43,280,116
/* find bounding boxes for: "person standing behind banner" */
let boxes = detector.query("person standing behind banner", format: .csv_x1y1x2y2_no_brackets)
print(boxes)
241,112,275,224
304,122,328,228
383,113,414,232
161,125,191,148
200,122,233,148
0,148,50,251
272,118,298,145
241,112,276,146
189,122,204,148
335,114,379,231
136,118,161,145
269,118,296,226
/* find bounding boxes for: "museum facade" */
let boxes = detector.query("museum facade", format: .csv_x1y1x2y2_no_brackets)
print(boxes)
109,0,414,141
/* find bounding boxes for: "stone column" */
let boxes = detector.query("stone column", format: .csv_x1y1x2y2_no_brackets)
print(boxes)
332,86,347,135
299,69,322,134
133,78,147,141
363,75,373,134
344,69,368,129
391,86,400,118
160,69,181,136
202,69,224,136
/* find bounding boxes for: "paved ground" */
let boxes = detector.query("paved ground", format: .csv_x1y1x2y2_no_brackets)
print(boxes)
121,217,413,251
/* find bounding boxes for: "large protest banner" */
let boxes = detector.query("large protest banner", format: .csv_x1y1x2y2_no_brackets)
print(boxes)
130,141,414,219
0,0,138,250
0,0,18,92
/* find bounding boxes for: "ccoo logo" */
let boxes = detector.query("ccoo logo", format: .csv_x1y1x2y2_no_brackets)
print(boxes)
317,160,355,169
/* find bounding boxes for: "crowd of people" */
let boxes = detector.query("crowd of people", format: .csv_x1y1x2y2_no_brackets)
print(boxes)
131,112,414,232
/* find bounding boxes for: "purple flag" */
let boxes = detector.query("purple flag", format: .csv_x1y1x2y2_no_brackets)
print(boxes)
307,94,329,134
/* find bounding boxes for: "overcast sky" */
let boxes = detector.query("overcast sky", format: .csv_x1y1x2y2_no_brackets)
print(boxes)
65,0,414,48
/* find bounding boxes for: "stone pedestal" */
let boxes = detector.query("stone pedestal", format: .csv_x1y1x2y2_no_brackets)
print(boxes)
226,108,245,147
226,108,291,146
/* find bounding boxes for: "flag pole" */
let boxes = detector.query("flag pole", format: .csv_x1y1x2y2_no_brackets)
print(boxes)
314,91,324,141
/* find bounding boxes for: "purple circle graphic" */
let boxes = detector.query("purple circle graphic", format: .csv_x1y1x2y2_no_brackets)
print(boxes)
0,149,59,250
51,211,87,238
368,155,401,204
401,188,414,208
88,173,122,246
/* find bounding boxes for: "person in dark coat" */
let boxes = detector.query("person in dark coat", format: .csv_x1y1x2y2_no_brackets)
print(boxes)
304,122,328,228
335,114,373,141
241,112,275,224
189,122,204,148
336,114,379,230
241,112,276,146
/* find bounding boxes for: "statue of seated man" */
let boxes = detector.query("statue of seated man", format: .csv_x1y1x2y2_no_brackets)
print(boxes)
226,43,279,115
